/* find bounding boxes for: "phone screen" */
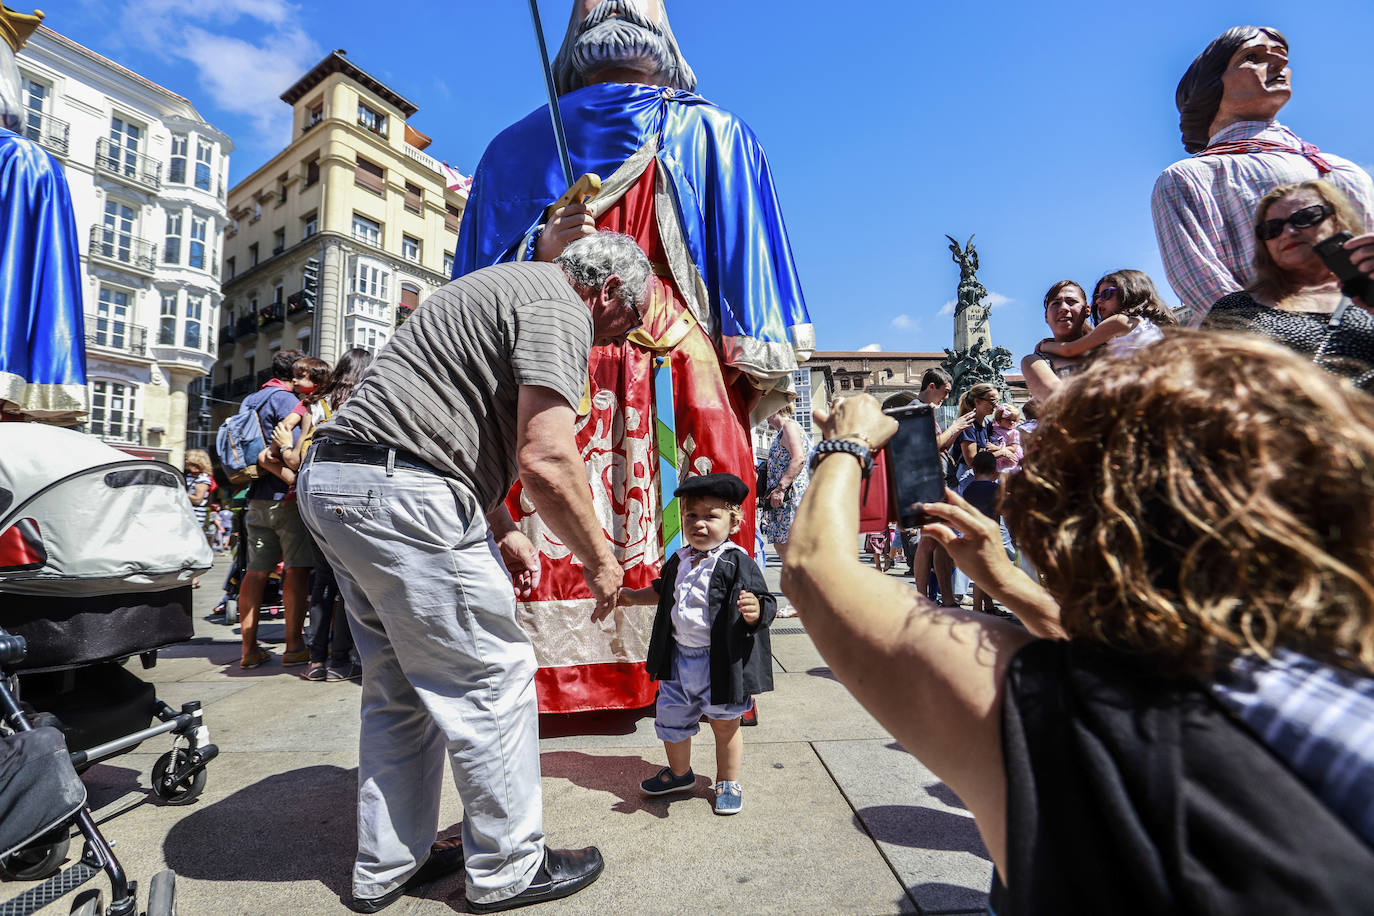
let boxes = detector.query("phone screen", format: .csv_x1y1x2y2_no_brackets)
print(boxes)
884,405,945,528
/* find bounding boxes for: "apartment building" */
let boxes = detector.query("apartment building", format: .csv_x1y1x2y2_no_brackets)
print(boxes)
17,26,232,463
214,50,467,418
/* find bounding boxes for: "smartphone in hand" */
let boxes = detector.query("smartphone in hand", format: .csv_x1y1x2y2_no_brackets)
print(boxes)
883,404,945,528
1314,231,1372,303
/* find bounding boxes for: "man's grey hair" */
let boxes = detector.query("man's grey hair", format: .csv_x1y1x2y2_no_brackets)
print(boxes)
552,0,696,96
555,231,652,311
1175,25,1287,154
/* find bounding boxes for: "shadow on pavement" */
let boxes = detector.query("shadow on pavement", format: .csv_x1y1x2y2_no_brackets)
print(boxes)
537,705,654,739
855,804,990,857
805,666,839,681
161,764,358,901
540,750,705,818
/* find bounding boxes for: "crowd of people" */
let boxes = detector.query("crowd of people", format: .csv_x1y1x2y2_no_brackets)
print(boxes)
189,13,1374,916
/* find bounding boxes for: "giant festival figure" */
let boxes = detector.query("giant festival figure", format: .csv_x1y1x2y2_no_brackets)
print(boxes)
0,6,86,421
455,0,812,713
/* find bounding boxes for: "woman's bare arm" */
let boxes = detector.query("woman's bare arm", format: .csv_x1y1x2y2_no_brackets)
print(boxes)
781,396,1032,877
1021,353,1062,401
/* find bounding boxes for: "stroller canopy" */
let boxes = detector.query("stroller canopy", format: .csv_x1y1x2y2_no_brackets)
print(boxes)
0,425,212,596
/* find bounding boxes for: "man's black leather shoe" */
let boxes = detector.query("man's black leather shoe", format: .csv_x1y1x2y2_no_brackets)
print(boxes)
467,846,604,913
348,836,465,913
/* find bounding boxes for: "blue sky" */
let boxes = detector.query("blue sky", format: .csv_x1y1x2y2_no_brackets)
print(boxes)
50,0,1374,363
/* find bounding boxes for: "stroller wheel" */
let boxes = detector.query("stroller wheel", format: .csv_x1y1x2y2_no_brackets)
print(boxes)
151,749,207,805
69,888,102,915
0,826,70,881
146,868,177,916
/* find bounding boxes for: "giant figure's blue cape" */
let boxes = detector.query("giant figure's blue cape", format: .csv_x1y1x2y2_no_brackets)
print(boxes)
455,83,812,381
0,128,86,419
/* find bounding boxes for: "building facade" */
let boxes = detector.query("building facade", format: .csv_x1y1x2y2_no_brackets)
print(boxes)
214,50,466,422
17,26,232,465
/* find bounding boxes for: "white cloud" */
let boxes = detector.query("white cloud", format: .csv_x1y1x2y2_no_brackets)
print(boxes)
858,343,882,352
939,299,956,316
118,0,322,141
889,314,916,330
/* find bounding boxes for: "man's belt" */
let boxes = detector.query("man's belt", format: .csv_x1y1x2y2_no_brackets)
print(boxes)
311,440,442,476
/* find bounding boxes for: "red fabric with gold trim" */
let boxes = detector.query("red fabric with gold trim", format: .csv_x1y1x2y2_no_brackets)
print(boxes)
506,161,758,714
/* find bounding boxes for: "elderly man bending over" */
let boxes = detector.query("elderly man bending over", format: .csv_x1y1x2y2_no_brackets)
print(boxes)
298,232,650,914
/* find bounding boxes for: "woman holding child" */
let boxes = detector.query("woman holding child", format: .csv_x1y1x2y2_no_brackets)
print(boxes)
1020,280,1092,400
784,332,1374,913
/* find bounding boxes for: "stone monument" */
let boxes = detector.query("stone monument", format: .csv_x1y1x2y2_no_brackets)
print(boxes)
940,235,1012,403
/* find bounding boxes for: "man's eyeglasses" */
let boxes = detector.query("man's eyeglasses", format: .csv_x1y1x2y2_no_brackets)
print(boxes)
1093,286,1119,302
1256,204,1333,241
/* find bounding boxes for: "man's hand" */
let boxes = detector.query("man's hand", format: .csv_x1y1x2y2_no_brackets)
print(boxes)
1345,233,1374,311
584,559,624,622
534,202,596,261
495,529,541,600
813,394,898,449
271,422,293,452
738,590,761,625
947,410,976,436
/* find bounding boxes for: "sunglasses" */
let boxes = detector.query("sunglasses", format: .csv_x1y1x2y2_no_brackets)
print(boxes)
1256,204,1333,241
978,393,999,402
1093,286,1119,303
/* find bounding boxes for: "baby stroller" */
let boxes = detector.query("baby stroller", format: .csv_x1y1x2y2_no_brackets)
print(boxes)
0,426,220,915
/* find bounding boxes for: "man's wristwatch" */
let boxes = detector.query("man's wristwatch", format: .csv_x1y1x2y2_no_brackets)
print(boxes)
809,438,873,477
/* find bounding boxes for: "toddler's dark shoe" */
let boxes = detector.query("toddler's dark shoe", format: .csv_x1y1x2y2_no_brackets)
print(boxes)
640,766,695,796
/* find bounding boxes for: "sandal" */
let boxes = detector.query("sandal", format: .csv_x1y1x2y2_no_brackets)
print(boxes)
300,662,327,681
240,646,272,669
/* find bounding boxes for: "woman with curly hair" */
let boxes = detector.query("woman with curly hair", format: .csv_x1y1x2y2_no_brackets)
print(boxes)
783,331,1374,914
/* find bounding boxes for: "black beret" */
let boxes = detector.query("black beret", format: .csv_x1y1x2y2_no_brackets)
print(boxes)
674,472,749,505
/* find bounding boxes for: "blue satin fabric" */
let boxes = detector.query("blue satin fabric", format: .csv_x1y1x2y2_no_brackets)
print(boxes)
455,83,809,358
0,128,86,413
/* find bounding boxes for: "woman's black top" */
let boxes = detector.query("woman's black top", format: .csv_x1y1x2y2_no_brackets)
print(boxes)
990,640,1374,915
1203,291,1374,389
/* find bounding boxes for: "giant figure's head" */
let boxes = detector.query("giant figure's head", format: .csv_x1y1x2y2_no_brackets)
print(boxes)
552,0,696,96
0,6,46,133
1175,25,1289,153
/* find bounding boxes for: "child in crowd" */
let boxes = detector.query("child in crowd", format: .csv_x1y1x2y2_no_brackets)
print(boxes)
1036,269,1177,362
258,356,330,484
988,403,1023,473
960,451,1005,614
619,473,776,815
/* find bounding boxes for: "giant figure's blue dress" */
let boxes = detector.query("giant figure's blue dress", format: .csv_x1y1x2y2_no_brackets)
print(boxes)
0,127,86,419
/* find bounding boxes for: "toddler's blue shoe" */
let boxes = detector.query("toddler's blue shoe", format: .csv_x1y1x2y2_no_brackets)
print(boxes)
641,766,695,796
713,780,743,815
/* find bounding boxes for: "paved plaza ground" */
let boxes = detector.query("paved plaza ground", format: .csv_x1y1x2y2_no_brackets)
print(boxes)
21,551,994,915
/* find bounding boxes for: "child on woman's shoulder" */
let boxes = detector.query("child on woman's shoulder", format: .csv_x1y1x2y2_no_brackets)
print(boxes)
618,472,776,816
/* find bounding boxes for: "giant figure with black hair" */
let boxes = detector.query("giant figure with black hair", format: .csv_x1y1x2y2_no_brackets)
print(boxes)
1151,25,1374,325
456,0,812,713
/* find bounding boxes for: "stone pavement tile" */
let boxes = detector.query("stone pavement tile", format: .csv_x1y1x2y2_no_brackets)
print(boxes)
770,628,827,673
813,740,992,915
185,678,364,753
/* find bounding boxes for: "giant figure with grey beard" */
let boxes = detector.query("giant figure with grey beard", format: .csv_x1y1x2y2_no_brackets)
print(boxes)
455,0,813,714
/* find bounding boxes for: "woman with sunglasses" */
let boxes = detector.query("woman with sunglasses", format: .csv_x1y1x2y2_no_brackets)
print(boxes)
1037,270,1177,362
1203,180,1374,389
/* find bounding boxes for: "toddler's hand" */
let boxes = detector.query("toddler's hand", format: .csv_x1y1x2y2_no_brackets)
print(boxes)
738,590,760,625
616,586,637,607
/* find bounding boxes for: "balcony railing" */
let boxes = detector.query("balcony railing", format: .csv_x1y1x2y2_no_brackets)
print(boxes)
95,137,161,192
23,111,70,157
217,326,236,350
286,290,313,317
89,226,156,275
84,316,148,358
257,302,285,329
86,419,145,446
230,376,255,397
235,314,258,338
211,382,229,401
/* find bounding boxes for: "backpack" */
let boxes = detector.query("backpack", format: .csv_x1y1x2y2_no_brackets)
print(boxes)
216,389,273,487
